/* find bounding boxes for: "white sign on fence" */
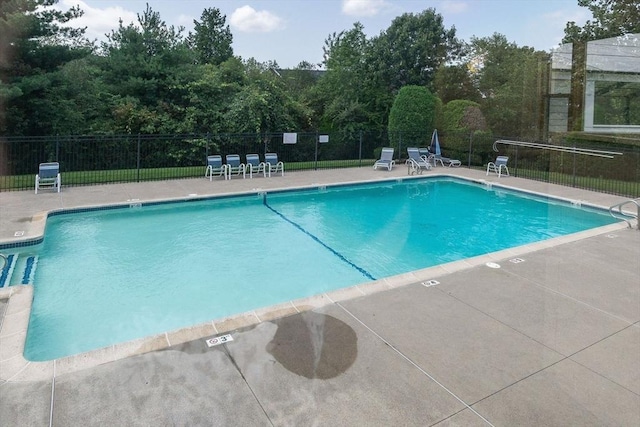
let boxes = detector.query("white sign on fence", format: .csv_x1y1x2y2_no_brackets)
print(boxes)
283,132,297,144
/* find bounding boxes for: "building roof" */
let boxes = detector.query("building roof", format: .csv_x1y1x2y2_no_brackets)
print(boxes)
551,33,640,73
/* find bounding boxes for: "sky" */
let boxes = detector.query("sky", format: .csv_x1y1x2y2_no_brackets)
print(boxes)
54,0,590,68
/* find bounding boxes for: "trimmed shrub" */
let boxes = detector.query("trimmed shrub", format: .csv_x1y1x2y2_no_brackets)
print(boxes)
388,85,439,148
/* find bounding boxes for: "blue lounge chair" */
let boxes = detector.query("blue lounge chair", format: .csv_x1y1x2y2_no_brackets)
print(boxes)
245,154,266,178
430,130,461,167
205,155,226,181
225,154,245,179
486,156,510,177
433,155,462,168
35,162,61,194
406,147,432,175
265,153,284,177
373,147,395,171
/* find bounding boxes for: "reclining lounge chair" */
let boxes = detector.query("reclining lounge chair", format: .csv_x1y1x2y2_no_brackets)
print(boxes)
373,147,395,171
406,147,432,175
433,154,462,168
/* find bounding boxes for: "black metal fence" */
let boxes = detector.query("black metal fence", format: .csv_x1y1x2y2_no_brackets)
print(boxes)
1,131,639,198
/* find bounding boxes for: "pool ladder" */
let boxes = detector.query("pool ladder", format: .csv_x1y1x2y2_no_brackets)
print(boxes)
609,198,640,230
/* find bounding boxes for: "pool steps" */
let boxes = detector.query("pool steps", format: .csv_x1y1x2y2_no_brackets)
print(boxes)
0,253,37,287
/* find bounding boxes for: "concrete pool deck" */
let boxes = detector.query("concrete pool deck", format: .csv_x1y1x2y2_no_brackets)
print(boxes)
0,166,638,426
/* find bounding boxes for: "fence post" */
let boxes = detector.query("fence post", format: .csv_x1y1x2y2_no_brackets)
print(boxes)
136,134,141,182
514,145,519,177
261,132,269,156
359,130,363,167
467,132,473,168
314,132,319,171
572,147,577,188
55,134,60,162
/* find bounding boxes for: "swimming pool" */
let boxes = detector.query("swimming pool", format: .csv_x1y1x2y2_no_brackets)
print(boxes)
7,177,617,360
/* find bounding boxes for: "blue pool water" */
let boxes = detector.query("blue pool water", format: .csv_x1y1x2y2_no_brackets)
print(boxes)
18,178,617,360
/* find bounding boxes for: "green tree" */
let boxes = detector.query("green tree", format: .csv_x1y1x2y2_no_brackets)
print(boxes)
564,0,640,42
316,23,383,135
442,100,488,133
223,58,311,135
433,64,480,104
101,4,196,133
182,57,245,134
1,0,92,135
388,85,438,148
187,7,233,65
469,34,548,139
369,9,462,92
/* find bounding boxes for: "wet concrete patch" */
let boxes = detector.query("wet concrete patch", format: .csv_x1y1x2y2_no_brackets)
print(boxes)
267,312,357,379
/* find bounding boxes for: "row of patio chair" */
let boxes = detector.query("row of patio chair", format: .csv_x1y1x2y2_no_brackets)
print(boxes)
33,150,506,195
205,153,284,181
373,147,462,175
373,147,509,177
33,153,286,195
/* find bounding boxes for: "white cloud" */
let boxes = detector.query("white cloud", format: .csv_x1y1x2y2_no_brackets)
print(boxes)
57,0,138,41
230,6,284,33
342,0,389,17
439,1,469,15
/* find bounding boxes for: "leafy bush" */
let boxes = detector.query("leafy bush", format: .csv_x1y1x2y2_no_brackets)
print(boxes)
388,85,438,148
442,100,488,133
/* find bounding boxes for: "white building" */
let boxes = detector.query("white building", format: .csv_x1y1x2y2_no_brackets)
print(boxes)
549,33,640,134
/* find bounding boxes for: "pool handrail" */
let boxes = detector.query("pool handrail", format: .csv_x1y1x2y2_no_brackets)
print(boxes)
609,198,640,230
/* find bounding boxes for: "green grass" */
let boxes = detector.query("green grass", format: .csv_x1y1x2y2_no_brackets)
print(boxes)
0,159,376,191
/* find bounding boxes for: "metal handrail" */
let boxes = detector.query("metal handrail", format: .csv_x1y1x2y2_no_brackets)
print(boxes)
609,198,640,229
493,139,623,159
0,253,6,270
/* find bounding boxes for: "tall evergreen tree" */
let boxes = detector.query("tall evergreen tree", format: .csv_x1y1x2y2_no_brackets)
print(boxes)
1,0,92,135
188,7,233,65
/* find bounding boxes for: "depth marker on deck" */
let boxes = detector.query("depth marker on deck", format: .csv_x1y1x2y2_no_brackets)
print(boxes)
205,334,233,347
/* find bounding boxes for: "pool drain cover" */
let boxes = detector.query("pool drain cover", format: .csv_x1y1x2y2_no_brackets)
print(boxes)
422,280,440,287
485,262,501,269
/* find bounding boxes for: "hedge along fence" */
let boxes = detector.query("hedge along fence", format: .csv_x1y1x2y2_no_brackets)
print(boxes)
1,131,639,197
